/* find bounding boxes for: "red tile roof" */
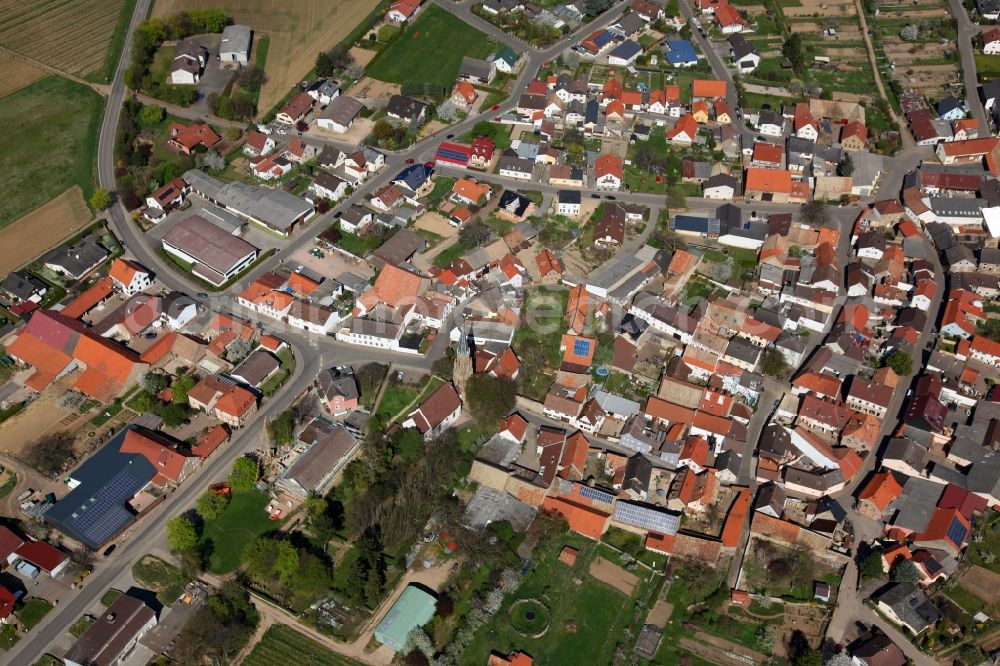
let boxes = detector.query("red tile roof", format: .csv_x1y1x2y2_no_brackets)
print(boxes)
692,79,727,99
541,495,610,539
15,540,66,572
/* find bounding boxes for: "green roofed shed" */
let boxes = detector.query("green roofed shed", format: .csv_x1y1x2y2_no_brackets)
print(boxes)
374,584,437,651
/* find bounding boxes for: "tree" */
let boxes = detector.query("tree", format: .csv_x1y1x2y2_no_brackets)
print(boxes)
345,62,365,81
166,514,199,552
372,119,394,142
465,375,517,428
563,49,581,70
27,431,76,476
268,410,295,445
800,200,829,226
761,348,790,378
171,373,196,404
858,549,884,581
458,221,492,249
884,350,913,376
584,0,614,15
90,188,111,211
838,153,854,177
229,456,260,490
196,150,226,171
356,363,388,400
667,188,687,211
378,24,399,42
142,372,171,395
138,103,165,126
900,24,919,41
431,355,454,382
890,559,921,582
782,33,806,75
666,0,680,16
315,51,334,77
196,491,230,520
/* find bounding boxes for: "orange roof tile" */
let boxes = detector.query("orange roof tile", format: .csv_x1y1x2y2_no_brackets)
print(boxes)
857,471,903,511
721,486,750,547
541,496,610,539
61,277,114,319
372,264,427,307
745,167,792,194
692,79,727,99
108,258,147,288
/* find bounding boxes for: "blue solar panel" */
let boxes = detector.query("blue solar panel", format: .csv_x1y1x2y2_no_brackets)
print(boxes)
578,485,615,504
437,148,469,161
573,338,590,356
946,516,968,546
613,501,680,534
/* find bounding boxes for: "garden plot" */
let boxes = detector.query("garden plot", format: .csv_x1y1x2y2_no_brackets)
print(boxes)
784,0,856,17
589,557,639,595
0,52,45,99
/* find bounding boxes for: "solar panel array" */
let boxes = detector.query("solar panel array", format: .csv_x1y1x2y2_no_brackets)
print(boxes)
573,338,590,357
578,485,615,504
436,146,470,162
946,516,968,546
613,501,680,535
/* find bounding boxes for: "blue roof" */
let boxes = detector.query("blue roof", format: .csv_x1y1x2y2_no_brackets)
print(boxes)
609,40,643,59
671,215,720,234
666,39,697,65
946,515,968,546
613,501,680,534
393,164,433,191
44,426,158,549
435,146,470,163
594,30,617,47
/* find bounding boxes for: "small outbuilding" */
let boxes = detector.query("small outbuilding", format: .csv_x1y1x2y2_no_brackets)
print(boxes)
374,584,437,651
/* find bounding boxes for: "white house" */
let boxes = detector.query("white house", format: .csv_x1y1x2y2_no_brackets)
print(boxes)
556,190,582,216
703,174,737,200
984,28,1000,54
594,155,623,190
316,95,363,133
312,173,348,201
287,301,340,335
108,258,152,297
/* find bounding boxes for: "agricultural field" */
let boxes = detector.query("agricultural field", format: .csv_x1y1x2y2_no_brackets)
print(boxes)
0,76,103,228
367,4,502,89
0,187,93,276
0,52,45,99
0,0,134,80
244,625,363,666
153,0,381,113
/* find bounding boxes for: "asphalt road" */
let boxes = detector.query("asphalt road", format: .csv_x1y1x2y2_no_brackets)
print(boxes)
949,0,990,131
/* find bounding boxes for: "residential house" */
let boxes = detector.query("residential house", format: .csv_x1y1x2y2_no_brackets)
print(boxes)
276,92,314,126
386,94,428,124
402,383,463,439
316,95,363,133
594,154,624,190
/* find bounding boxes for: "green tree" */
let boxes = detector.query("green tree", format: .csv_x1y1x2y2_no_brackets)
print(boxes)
838,153,854,177
315,51,334,77
228,456,260,490
196,491,230,520
666,0,680,16
377,24,399,42
465,375,517,428
890,559,921,582
268,410,295,445
392,427,425,462
667,188,687,211
884,350,913,376
273,541,299,582
90,188,111,211
138,104,165,126
171,373,196,404
783,33,806,74
458,220,493,249
858,550,884,581
166,514,199,552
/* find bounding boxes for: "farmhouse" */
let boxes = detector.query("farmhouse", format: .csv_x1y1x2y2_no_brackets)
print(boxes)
63,593,157,666
387,94,428,123
276,92,314,125
167,122,220,155
458,56,495,85
170,39,207,84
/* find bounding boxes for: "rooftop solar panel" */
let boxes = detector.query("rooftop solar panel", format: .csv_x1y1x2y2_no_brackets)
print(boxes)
613,501,680,534
946,516,968,546
573,338,590,356
578,485,615,504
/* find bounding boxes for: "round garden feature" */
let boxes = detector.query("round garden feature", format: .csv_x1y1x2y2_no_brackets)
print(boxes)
508,598,551,637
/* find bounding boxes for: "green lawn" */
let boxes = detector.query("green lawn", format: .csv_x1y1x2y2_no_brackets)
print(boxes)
100,588,122,606
367,4,501,88
33,655,61,666
946,586,986,616
201,490,277,574
68,614,96,638
0,473,16,500
976,53,1000,81
433,241,466,268
969,514,1000,573
132,555,189,605
16,599,53,630
375,382,420,422
0,624,17,650
244,624,364,666
0,77,103,226
461,535,650,665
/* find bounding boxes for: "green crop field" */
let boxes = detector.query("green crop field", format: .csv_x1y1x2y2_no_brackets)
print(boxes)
0,77,103,227
367,4,502,88
244,625,363,666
